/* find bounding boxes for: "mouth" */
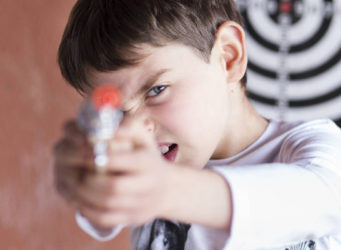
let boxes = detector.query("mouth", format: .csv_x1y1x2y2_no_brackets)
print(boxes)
159,143,178,162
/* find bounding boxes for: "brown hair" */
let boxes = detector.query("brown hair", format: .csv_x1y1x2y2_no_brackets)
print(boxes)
58,0,247,94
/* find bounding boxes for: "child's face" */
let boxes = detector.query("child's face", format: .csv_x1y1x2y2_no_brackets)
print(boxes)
87,43,237,168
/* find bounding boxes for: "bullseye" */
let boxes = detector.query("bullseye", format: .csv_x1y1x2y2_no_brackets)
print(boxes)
280,2,293,14
236,0,341,126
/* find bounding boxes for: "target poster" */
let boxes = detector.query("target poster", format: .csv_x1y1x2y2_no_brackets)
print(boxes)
235,0,341,127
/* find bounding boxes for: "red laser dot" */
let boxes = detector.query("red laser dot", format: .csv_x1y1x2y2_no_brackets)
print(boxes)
92,85,121,109
280,2,293,13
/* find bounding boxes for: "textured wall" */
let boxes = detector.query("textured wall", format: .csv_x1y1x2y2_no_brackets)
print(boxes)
0,0,130,249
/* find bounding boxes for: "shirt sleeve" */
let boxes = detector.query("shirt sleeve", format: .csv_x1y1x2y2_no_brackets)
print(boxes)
75,212,125,241
211,120,341,249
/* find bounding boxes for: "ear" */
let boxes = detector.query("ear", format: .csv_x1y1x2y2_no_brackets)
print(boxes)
211,21,247,83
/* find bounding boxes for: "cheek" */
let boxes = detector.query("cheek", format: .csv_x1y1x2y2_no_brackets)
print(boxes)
167,92,206,130
153,98,194,136
155,87,225,144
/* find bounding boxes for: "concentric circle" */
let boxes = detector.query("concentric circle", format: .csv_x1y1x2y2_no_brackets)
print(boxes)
236,0,341,126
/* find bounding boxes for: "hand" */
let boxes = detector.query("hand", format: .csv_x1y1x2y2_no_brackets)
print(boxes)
53,115,172,229
53,120,93,208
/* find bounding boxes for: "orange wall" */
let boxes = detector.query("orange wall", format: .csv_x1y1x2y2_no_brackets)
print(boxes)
0,0,130,249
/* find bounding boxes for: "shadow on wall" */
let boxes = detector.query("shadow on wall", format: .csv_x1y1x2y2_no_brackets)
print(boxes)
0,0,130,249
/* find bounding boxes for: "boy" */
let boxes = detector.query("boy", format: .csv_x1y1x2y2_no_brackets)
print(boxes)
54,0,341,249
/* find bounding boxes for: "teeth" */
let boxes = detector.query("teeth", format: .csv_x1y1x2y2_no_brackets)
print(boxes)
161,145,170,154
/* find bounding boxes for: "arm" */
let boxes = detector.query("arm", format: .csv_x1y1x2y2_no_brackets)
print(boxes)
208,120,341,249
72,115,233,232
60,117,341,248
154,121,341,249
158,165,233,231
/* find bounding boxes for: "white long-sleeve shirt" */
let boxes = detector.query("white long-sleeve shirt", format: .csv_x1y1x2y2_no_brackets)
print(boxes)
76,119,341,250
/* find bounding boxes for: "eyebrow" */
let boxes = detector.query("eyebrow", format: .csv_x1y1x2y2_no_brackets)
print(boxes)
137,68,170,96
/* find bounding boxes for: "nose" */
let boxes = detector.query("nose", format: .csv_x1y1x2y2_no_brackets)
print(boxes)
122,99,157,133
144,115,157,133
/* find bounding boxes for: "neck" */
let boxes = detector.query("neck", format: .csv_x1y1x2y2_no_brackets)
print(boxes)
213,87,269,159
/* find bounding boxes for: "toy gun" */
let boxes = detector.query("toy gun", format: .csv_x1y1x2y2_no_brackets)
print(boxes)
77,85,123,172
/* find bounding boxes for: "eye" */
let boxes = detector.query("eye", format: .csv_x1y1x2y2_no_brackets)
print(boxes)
146,85,167,97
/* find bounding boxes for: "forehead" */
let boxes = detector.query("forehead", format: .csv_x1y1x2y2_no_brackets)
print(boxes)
86,43,204,96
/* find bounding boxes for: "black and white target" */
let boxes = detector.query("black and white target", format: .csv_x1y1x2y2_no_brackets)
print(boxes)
235,0,341,127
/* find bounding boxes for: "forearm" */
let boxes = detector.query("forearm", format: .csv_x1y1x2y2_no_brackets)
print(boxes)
159,165,233,231
211,163,341,249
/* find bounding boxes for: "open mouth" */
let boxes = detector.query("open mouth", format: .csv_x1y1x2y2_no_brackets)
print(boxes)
160,144,178,162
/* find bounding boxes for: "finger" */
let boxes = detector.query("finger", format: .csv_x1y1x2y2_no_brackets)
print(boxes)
82,173,148,196
63,120,87,146
54,164,90,200
54,164,89,188
79,204,149,228
76,189,136,212
53,138,94,169
108,139,133,154
76,178,143,212
105,150,151,173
